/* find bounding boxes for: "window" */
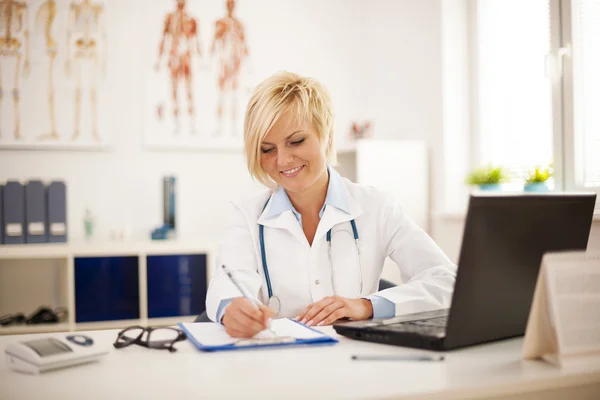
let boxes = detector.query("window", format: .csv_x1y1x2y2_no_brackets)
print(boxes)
476,0,553,184
473,0,600,205
570,0,600,188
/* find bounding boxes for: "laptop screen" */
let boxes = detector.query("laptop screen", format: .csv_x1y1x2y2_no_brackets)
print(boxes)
444,193,596,348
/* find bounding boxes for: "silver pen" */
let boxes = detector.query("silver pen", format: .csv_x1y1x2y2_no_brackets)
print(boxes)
221,264,277,335
351,354,445,362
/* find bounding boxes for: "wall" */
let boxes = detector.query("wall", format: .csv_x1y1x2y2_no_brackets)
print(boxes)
1,0,444,244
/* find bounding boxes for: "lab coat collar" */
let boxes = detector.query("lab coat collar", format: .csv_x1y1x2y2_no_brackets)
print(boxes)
313,188,363,245
257,168,363,245
262,165,351,221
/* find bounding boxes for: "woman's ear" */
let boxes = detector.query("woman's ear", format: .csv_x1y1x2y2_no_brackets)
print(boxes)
325,134,333,152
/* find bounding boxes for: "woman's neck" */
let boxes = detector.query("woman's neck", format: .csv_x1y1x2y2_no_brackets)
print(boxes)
287,168,329,216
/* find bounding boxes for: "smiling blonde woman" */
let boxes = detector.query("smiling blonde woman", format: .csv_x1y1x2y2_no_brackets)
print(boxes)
206,71,457,339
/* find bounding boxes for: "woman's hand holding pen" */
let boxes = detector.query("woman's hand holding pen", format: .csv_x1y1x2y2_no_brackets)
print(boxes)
222,297,276,338
297,296,373,327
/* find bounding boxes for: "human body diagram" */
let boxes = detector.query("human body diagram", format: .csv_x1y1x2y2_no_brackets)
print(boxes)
155,0,201,135
151,0,250,140
65,0,106,142
210,0,247,136
0,0,30,140
35,0,59,140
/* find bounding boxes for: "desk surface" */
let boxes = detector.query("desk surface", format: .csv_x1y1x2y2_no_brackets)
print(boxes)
1,326,599,400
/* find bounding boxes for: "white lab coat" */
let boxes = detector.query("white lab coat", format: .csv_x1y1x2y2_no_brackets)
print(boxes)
205,178,457,322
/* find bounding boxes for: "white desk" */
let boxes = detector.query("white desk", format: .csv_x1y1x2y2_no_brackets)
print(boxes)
1,327,599,399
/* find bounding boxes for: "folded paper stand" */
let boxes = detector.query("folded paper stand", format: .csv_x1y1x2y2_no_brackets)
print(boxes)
522,251,600,367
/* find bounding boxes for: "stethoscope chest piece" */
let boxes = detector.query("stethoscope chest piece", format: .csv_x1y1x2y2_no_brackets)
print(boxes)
267,295,281,316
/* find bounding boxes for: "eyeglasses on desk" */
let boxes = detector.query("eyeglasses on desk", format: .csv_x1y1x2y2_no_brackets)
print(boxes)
113,326,187,353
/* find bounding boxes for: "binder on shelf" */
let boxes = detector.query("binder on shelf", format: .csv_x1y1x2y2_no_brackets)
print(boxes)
25,180,48,243
3,181,25,244
47,181,67,243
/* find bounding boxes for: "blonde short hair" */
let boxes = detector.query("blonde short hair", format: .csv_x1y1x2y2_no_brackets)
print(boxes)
244,71,337,189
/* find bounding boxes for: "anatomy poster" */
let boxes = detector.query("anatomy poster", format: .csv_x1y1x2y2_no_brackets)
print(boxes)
0,0,112,150
142,0,253,151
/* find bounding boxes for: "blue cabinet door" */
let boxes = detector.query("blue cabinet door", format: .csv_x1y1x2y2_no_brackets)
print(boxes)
147,254,207,318
75,256,140,322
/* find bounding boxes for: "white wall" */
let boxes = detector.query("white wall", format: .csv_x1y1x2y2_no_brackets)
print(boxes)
1,0,445,243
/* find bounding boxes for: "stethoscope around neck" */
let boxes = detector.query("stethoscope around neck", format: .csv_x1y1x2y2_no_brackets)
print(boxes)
259,198,364,316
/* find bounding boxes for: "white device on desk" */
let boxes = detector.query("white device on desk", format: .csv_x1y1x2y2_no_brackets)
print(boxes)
4,334,109,374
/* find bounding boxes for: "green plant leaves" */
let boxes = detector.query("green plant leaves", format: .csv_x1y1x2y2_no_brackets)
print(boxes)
466,165,509,185
525,166,552,183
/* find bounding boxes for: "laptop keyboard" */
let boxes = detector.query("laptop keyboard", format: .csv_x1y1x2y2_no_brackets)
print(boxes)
377,316,447,336
407,316,448,327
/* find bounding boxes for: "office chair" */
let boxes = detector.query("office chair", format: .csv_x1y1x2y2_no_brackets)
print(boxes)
194,278,397,323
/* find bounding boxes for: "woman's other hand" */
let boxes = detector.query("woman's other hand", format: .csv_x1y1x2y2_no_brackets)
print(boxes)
297,296,373,326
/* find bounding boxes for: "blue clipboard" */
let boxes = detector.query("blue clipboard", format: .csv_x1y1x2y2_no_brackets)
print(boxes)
178,319,339,352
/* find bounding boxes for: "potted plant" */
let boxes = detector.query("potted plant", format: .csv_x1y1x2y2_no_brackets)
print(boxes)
466,165,509,191
524,165,552,192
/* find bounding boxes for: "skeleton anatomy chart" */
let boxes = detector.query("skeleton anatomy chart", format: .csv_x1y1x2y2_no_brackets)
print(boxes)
35,0,58,139
145,0,251,150
0,0,109,149
0,0,30,141
65,0,106,142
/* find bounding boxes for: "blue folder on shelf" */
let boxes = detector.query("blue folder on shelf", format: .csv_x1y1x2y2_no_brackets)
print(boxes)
178,318,338,352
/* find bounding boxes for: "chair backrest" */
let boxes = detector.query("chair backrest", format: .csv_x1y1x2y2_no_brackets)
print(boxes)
378,278,396,291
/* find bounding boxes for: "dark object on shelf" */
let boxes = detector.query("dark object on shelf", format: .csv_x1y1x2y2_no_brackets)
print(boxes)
150,176,177,240
150,224,172,240
1,313,26,326
163,176,176,230
113,326,187,353
0,306,67,326
26,306,67,325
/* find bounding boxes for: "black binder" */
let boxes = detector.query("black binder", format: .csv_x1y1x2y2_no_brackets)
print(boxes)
25,180,48,243
47,181,68,243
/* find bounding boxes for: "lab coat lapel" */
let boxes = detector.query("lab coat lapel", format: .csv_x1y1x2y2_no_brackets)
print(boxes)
313,189,364,245
257,206,308,246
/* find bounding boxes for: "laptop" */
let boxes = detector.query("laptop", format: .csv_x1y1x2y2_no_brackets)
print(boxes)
333,193,596,351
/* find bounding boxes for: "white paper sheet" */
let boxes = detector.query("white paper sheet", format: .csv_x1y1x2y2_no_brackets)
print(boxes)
180,318,326,347
546,258,600,355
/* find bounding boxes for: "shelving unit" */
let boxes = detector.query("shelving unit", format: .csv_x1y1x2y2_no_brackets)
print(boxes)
0,240,217,335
